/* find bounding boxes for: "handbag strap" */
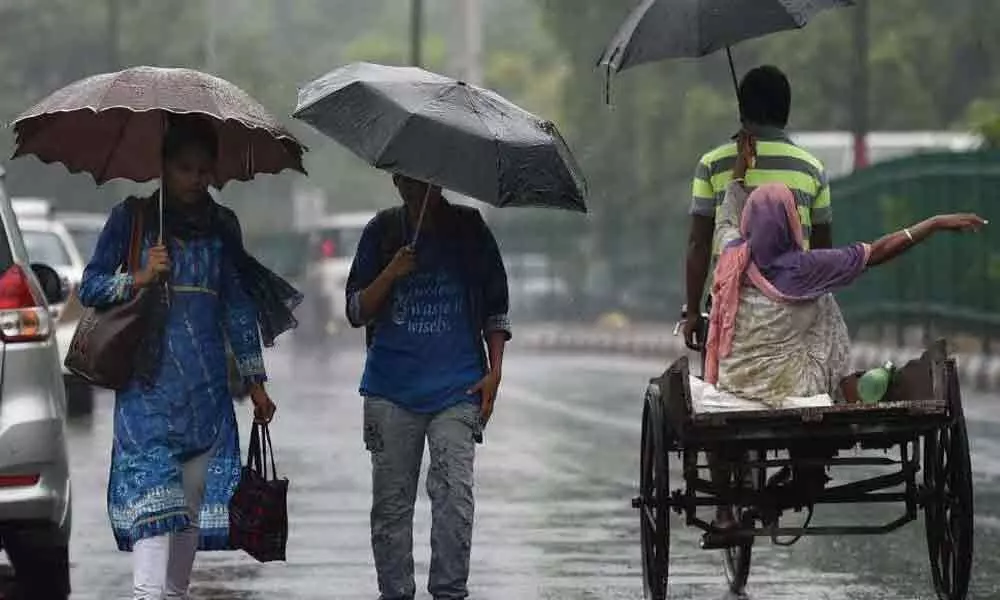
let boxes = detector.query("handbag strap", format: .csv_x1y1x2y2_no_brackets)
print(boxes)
247,422,264,475
261,423,279,480
126,198,146,274
246,422,279,480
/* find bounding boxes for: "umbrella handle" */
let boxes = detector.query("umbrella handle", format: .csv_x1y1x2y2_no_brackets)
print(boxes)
158,113,169,303
158,112,166,245
157,184,171,305
727,47,740,101
158,185,164,245
409,184,433,247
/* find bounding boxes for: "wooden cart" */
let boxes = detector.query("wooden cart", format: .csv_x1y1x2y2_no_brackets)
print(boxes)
634,338,973,600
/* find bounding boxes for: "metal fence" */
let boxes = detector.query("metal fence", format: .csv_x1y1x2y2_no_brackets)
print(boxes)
833,150,1000,348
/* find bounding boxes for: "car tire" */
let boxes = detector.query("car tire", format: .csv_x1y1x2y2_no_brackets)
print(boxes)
63,375,94,418
2,523,70,599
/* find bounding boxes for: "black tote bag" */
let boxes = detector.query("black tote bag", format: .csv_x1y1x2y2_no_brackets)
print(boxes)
229,422,289,562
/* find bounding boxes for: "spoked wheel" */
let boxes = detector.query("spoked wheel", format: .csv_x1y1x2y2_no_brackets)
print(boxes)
638,394,671,600
722,450,757,596
722,515,752,595
923,369,974,600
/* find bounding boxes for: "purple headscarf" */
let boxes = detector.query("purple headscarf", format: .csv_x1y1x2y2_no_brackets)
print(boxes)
742,186,869,300
705,183,870,383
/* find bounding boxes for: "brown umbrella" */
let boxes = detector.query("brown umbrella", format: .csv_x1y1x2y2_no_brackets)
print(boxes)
10,65,307,186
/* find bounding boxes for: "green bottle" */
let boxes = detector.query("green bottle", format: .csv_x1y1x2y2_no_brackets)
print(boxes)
857,361,895,405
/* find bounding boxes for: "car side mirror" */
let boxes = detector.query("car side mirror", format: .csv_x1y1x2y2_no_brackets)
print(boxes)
30,263,68,305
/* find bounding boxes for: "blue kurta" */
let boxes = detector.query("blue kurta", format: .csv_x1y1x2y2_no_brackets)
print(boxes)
79,200,266,551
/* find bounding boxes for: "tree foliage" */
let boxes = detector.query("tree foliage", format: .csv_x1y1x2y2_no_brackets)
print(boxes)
0,0,997,303
0,0,573,233
532,0,1000,296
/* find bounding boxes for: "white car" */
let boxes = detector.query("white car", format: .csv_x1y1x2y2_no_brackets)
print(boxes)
297,211,374,345
17,219,84,294
13,201,93,414
54,211,105,263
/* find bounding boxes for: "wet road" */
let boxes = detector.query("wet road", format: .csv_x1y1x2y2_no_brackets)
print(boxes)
60,344,1000,599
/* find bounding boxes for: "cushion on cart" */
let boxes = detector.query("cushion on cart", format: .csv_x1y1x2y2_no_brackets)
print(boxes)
688,376,833,414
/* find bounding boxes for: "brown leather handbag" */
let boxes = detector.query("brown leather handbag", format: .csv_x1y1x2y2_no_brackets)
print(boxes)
64,199,157,390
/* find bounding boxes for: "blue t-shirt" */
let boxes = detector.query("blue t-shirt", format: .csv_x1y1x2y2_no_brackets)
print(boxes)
359,232,485,413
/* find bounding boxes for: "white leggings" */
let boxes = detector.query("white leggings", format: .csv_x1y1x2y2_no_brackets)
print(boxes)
132,450,211,600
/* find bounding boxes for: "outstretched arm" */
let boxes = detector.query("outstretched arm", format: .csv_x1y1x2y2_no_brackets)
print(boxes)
867,214,986,267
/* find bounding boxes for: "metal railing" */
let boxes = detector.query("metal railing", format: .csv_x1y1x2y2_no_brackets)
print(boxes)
833,150,1000,351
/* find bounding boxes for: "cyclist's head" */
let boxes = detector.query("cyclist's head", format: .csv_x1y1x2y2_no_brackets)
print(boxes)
738,65,791,129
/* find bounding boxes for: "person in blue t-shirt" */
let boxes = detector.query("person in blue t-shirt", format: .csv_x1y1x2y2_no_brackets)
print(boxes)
345,174,511,600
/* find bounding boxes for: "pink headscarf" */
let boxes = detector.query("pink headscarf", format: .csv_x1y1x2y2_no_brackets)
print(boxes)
704,183,869,384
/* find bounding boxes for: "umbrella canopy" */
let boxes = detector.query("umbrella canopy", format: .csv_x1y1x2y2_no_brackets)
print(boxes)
293,62,587,213
11,66,306,186
600,0,853,75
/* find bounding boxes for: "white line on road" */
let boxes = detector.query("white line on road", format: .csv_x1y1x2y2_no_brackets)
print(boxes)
501,383,641,434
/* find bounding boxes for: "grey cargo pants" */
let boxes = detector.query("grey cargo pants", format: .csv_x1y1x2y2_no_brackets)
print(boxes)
363,397,480,600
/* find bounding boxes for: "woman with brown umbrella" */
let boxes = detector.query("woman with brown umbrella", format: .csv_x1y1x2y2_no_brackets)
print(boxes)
12,66,306,599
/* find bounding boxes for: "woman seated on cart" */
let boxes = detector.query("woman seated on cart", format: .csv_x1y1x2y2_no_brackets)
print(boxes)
704,131,985,526
706,132,985,405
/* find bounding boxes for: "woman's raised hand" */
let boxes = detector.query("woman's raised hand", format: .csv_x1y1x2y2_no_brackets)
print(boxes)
733,130,756,180
932,213,988,233
135,245,171,288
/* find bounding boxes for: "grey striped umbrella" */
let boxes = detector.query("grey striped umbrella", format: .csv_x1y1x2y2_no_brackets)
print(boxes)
600,0,854,89
293,62,587,213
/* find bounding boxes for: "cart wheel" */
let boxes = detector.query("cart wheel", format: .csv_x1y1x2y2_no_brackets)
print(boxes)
923,367,974,600
639,393,670,600
723,452,756,594
722,516,752,594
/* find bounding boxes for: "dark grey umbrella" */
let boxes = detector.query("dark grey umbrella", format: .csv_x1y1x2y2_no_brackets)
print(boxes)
292,62,587,213
600,0,854,91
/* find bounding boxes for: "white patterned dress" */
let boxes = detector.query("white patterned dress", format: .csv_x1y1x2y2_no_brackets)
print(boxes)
713,182,852,407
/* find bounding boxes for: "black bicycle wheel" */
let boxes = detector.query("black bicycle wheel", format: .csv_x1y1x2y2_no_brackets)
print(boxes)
722,509,753,593
923,367,974,600
639,394,670,599
722,450,756,595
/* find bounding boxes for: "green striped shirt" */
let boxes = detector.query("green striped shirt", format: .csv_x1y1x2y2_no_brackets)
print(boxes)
690,128,831,254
